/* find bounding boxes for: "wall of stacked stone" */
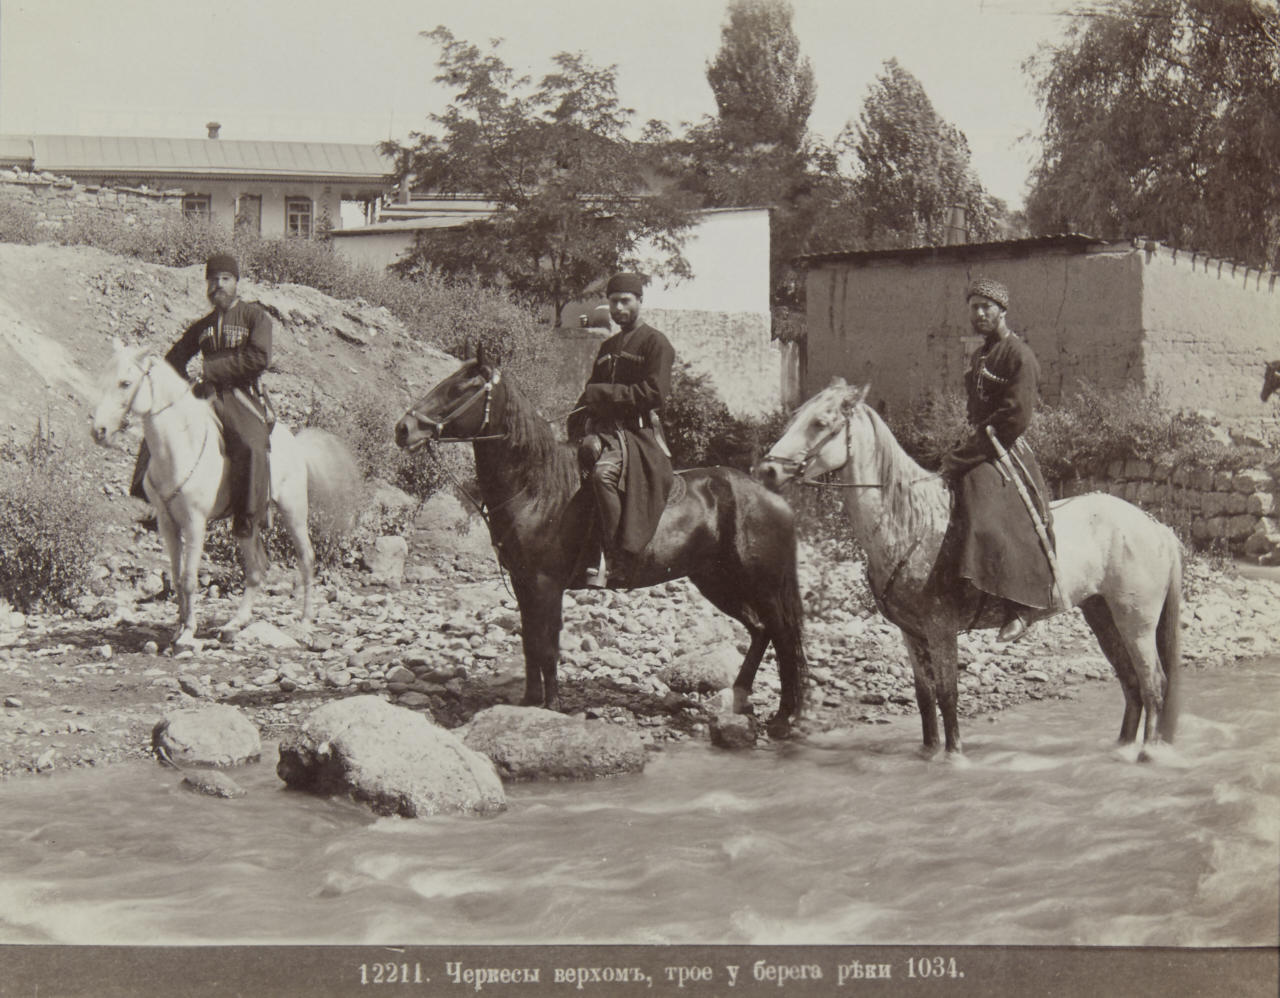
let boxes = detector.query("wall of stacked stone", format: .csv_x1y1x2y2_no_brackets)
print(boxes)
1056,459,1280,558
0,169,185,232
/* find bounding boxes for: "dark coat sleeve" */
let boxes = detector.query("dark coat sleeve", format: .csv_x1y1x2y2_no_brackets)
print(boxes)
945,337,1038,476
579,328,674,420
163,317,205,379
201,304,272,386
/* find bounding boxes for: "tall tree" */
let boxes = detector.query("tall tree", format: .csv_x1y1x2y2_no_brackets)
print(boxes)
1025,0,1280,268
848,59,1000,247
382,27,694,326
705,0,816,152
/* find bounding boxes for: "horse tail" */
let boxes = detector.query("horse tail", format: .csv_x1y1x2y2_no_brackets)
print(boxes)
1156,535,1183,742
294,427,362,536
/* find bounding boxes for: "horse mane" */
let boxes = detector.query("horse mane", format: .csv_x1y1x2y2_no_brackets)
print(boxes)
493,374,582,509
861,402,950,541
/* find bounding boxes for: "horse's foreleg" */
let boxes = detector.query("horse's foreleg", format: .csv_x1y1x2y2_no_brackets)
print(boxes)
905,635,945,756
174,521,205,647
157,513,187,643
515,582,565,711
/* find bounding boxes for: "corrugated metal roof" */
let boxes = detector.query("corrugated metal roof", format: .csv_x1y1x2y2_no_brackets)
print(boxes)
0,135,34,165
16,135,391,181
331,216,478,236
796,233,1126,267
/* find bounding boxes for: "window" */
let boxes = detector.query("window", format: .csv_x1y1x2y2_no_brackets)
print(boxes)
182,195,211,220
285,197,313,239
235,194,261,235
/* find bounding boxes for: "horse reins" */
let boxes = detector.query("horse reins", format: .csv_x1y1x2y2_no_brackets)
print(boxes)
404,369,508,447
123,358,215,513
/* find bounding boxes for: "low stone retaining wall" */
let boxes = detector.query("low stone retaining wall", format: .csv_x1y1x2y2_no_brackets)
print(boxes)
1057,458,1280,560
0,169,184,233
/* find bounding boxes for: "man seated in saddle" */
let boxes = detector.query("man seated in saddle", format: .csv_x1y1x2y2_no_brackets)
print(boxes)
567,272,675,588
129,252,274,546
941,277,1055,642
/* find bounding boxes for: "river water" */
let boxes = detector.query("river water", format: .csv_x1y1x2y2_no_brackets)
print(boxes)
0,663,1276,950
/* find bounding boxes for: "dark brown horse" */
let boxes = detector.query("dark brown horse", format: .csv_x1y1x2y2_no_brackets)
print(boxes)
394,358,808,736
1261,361,1280,402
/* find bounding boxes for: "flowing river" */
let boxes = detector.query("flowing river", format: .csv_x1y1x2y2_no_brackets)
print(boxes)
0,662,1276,951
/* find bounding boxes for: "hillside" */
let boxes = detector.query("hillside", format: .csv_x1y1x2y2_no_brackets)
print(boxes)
0,242,460,508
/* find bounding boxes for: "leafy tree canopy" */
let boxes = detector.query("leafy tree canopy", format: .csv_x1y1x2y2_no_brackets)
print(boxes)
382,27,695,326
844,59,1001,248
1025,0,1280,268
705,0,816,152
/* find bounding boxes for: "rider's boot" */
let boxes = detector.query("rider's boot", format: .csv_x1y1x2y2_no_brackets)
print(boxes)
997,603,1030,643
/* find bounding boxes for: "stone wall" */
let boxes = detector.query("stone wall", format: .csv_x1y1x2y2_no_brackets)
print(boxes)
0,168,185,233
1057,459,1280,560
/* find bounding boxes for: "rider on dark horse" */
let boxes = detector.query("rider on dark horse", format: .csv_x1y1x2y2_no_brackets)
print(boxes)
130,252,274,550
568,272,675,588
941,277,1055,642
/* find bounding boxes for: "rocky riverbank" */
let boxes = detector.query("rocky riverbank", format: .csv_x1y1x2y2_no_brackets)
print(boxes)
1,523,1276,781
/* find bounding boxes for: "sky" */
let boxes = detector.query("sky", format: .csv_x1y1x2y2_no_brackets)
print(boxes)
0,0,1077,209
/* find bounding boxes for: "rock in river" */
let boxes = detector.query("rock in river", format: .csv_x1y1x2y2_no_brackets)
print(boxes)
276,695,505,818
152,704,262,767
462,704,647,781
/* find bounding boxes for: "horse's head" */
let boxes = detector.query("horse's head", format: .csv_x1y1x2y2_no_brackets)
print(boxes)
394,355,506,452
90,340,160,446
753,378,870,491
1262,361,1280,403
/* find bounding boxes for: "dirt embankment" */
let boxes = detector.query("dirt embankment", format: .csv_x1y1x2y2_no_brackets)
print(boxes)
1,242,1278,781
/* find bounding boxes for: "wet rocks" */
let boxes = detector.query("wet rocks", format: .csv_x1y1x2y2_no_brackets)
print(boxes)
709,713,757,749
659,646,740,695
151,704,262,767
462,704,646,781
181,769,247,799
276,695,505,818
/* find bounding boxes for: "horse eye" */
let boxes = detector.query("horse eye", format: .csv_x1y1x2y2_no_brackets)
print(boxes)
118,379,132,389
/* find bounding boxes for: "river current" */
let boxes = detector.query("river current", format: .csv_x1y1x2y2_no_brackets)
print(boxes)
0,662,1276,950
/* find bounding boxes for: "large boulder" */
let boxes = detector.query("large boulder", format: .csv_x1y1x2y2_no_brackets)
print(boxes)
276,696,505,818
152,705,261,767
462,705,646,781
363,535,408,585
659,645,741,695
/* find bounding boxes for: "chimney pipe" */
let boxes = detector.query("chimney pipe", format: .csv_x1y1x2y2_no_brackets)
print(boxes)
206,122,221,140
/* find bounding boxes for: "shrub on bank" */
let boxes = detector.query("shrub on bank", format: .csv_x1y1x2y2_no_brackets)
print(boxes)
0,426,101,612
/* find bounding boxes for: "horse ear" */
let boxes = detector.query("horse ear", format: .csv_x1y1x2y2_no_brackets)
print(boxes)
110,335,124,353
827,376,847,389
843,384,870,410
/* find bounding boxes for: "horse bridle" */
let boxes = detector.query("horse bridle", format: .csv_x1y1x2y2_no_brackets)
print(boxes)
405,368,508,447
764,403,876,488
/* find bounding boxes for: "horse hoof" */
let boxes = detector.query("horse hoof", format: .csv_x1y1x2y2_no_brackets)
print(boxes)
765,716,793,740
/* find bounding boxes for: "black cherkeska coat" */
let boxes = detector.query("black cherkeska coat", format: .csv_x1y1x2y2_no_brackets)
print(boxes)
945,330,1055,611
568,321,675,555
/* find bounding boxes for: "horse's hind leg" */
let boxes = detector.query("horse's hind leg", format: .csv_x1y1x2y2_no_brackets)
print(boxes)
221,529,267,639
1080,595,1144,744
276,491,316,626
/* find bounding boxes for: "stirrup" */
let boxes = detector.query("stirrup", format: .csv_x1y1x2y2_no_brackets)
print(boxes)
997,612,1028,643
584,552,608,589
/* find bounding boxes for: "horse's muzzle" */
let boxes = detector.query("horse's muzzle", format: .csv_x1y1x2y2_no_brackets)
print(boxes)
394,412,436,452
752,459,791,493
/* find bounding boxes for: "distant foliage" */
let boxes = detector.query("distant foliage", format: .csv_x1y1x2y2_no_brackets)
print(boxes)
1025,0,1280,268
662,364,786,471
0,424,101,611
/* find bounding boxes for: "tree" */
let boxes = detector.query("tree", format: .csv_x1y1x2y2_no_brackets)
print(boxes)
705,0,816,152
382,27,695,326
847,59,1000,248
1025,0,1280,268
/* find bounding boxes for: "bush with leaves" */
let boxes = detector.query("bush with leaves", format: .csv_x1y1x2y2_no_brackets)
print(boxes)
0,426,102,612
0,198,41,245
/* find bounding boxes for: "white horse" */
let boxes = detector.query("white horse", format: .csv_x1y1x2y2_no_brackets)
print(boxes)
755,380,1183,758
91,341,359,646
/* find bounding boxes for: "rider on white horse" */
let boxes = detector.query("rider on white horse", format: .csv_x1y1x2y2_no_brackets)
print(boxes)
940,277,1055,644
129,252,274,547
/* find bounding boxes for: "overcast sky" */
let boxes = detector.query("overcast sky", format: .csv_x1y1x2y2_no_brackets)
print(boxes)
0,0,1075,209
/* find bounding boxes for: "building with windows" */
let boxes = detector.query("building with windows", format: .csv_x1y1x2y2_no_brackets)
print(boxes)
0,127,392,238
